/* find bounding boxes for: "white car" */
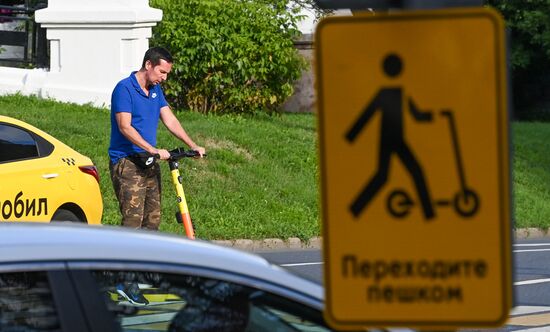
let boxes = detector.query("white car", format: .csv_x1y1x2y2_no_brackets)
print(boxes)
0,223,335,332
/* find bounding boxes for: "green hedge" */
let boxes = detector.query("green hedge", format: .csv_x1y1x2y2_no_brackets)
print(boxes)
151,0,307,114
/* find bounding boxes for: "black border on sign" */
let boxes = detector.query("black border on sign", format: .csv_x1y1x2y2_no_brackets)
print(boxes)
315,8,511,329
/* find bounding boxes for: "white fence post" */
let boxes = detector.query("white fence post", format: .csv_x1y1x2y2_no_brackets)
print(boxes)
30,0,162,107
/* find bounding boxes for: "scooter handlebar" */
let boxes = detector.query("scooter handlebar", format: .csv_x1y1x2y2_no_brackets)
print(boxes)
169,147,206,160
140,148,205,161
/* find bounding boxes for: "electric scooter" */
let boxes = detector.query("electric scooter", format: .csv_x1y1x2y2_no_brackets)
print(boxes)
166,147,204,239
387,109,479,219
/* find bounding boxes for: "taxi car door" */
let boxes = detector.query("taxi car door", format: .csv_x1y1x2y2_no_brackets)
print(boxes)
0,122,60,221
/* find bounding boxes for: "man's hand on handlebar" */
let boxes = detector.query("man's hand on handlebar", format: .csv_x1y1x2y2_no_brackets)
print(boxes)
191,146,206,158
155,149,171,160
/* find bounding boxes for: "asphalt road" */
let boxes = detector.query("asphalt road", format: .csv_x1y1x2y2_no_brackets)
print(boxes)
258,238,550,331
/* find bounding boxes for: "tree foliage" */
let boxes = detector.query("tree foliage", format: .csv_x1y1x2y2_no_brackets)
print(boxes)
150,0,307,114
486,0,550,120
487,0,550,69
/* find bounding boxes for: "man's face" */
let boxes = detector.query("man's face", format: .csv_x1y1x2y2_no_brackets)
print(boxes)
145,59,172,86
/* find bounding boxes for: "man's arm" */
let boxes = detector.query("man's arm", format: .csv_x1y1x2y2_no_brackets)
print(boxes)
346,92,382,142
160,106,206,157
115,112,170,159
408,98,433,121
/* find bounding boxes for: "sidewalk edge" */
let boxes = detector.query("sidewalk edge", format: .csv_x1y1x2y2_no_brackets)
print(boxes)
211,228,550,251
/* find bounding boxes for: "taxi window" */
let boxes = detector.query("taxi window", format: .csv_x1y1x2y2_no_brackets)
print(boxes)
0,124,39,162
92,270,333,332
0,271,62,331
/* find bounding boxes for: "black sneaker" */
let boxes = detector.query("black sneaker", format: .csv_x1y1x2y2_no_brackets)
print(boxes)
116,283,149,306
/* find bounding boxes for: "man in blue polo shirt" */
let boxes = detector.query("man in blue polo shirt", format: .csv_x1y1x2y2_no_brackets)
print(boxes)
109,47,205,230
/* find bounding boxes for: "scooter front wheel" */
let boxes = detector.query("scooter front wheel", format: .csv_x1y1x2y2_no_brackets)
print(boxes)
387,189,414,218
453,189,479,218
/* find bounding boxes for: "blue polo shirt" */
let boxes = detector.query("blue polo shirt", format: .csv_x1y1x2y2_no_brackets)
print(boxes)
109,72,169,163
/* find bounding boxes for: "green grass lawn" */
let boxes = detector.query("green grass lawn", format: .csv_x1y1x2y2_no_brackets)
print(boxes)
1,94,550,237
513,122,550,228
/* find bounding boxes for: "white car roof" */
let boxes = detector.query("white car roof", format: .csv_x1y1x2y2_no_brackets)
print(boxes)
0,223,323,300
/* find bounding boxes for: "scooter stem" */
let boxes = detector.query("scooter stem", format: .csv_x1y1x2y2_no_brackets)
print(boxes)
169,161,195,239
441,110,467,192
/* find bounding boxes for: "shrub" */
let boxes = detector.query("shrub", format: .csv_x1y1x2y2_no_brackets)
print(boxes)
151,0,307,114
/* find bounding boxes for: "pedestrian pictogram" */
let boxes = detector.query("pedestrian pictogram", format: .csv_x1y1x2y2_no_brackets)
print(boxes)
347,53,436,220
315,7,512,330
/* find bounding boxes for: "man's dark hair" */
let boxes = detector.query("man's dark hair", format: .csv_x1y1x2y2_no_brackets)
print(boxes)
142,47,173,68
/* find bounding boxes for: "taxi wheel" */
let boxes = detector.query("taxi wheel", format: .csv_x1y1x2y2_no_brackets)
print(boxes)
51,209,81,222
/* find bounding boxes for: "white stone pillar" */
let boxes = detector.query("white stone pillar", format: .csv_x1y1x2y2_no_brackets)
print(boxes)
35,0,162,107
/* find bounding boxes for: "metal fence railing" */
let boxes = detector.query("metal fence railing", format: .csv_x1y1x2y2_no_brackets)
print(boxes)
0,0,48,68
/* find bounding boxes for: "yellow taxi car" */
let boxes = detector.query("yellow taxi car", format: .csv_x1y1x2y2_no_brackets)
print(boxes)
0,116,102,223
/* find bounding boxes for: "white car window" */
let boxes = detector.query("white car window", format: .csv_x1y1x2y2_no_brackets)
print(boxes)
91,270,333,332
0,271,61,331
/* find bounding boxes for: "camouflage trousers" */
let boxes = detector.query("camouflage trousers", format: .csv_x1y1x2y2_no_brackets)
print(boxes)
110,158,162,230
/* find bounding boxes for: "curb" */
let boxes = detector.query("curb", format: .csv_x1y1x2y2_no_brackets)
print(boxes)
514,227,550,239
211,228,550,251
211,237,322,251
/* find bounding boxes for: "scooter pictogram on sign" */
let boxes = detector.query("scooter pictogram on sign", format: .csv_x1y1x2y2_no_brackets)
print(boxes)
346,54,479,221
387,110,480,219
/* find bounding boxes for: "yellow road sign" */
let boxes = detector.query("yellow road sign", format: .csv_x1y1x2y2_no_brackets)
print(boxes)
315,7,511,330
